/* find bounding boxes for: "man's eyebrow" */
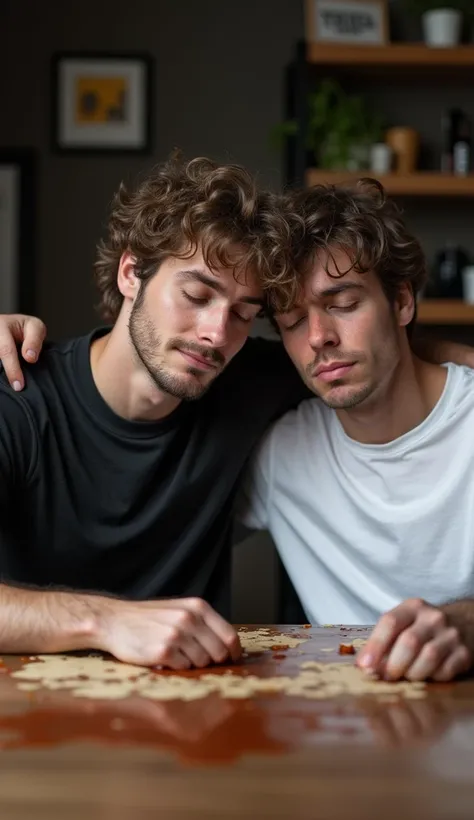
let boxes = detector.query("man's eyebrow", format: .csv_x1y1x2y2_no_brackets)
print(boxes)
318,282,365,298
275,281,365,316
177,269,264,306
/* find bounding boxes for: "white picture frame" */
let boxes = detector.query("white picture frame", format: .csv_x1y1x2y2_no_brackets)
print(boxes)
52,52,153,153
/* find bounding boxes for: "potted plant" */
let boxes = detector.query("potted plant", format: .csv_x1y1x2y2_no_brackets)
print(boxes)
403,0,473,47
271,79,384,172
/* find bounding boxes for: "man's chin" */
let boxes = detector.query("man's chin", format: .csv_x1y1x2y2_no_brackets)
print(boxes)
166,369,218,401
320,382,372,410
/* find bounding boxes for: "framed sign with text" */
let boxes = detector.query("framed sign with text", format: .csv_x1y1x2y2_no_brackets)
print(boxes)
305,0,389,45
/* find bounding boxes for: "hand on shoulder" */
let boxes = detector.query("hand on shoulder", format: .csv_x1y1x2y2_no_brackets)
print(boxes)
0,314,47,390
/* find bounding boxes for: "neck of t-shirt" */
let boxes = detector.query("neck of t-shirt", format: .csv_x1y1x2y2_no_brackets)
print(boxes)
70,329,190,439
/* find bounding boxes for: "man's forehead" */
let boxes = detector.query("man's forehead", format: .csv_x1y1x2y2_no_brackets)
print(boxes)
304,249,373,295
174,242,252,273
306,272,367,295
175,264,263,302
171,245,253,276
309,248,354,279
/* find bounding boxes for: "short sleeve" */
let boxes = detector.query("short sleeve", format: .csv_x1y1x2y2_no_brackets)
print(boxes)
235,427,275,530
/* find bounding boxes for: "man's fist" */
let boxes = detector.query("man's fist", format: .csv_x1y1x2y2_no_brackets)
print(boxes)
92,596,242,669
356,598,472,682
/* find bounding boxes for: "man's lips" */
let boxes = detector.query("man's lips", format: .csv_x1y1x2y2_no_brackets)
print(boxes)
312,362,355,382
178,349,219,371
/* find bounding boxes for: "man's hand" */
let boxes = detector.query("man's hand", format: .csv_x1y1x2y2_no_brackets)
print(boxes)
0,314,46,390
356,598,473,682
92,596,242,669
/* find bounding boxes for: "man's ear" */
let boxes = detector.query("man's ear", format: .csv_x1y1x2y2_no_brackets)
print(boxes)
397,283,416,329
117,251,140,300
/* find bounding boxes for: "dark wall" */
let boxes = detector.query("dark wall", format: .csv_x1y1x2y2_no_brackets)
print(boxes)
0,0,302,338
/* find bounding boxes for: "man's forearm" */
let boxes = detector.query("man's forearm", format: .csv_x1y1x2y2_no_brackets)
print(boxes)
0,583,103,654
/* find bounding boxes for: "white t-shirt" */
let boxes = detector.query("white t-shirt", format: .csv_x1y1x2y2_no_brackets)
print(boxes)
239,363,474,624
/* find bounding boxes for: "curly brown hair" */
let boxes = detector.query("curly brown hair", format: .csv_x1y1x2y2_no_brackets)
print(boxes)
263,179,427,335
95,153,281,321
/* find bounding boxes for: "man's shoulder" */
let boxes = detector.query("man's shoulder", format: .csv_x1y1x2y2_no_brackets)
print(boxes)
271,396,325,433
258,396,326,458
28,330,92,376
0,329,98,395
443,361,474,417
448,361,474,386
0,330,97,438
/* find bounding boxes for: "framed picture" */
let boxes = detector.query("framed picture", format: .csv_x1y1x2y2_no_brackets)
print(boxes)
0,150,36,314
305,0,389,45
51,52,153,153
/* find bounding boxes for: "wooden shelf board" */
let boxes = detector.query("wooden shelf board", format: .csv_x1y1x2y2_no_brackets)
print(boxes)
306,43,474,67
305,169,474,197
417,300,474,324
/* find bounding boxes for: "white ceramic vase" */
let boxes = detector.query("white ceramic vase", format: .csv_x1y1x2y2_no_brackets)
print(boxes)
422,8,462,47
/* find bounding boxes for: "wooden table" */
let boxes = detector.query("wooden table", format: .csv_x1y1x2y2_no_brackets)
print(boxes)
0,625,473,819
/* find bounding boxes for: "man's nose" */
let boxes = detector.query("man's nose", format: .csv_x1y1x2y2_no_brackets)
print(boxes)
197,306,228,347
307,310,339,350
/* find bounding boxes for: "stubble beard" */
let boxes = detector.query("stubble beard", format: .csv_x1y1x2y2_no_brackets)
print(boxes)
305,343,399,411
128,294,219,401
302,353,375,410
315,378,375,410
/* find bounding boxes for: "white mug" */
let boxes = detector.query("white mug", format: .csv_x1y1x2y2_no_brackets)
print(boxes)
370,143,393,175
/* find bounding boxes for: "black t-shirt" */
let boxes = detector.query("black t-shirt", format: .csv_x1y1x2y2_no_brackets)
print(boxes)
0,329,308,617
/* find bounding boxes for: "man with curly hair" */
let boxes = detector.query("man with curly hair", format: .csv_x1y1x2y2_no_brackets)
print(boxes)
239,180,474,683
0,154,308,668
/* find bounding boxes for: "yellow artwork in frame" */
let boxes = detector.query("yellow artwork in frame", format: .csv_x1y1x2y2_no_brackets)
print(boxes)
75,76,128,125
53,52,152,153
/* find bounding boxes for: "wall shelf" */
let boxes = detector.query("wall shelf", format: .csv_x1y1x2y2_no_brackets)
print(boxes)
306,43,474,68
305,170,474,197
417,300,474,325
286,40,474,188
